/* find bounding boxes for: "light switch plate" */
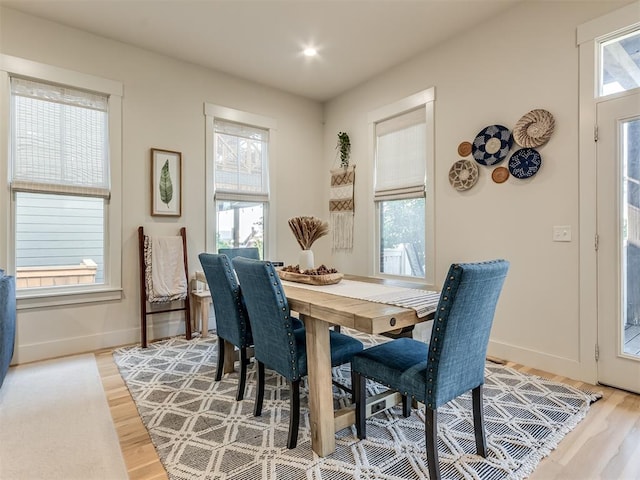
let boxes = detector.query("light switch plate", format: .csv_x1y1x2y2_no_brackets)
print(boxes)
553,225,572,242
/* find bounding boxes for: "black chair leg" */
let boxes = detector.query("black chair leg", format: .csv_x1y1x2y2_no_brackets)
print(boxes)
426,407,441,480
254,361,265,417
287,379,301,449
350,369,357,404
215,337,225,382
236,347,248,401
472,385,487,457
402,395,411,417
354,371,367,439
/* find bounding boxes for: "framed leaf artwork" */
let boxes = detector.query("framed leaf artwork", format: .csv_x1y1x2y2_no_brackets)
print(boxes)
151,148,182,217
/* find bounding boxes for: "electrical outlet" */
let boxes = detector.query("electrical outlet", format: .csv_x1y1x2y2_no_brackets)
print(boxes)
553,226,572,242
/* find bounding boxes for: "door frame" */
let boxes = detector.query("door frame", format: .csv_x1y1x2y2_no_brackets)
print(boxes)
578,1,640,385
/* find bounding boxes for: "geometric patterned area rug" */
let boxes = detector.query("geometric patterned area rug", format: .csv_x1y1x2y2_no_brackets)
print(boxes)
113,331,601,480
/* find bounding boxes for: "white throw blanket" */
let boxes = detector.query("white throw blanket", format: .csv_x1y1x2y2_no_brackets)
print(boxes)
145,235,187,303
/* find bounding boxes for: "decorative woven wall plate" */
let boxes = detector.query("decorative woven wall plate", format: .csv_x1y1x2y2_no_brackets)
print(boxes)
449,159,479,191
508,148,542,179
472,125,513,166
513,109,555,148
492,166,509,184
457,141,472,157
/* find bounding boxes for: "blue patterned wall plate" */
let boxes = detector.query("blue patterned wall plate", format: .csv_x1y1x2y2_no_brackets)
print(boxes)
508,148,542,179
472,125,513,166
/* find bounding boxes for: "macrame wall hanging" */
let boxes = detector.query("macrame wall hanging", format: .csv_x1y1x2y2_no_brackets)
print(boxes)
329,165,355,251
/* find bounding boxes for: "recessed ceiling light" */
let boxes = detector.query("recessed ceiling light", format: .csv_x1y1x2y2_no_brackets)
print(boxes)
303,47,317,57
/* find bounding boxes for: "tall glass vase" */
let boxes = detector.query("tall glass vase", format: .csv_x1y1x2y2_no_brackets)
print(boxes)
299,249,314,271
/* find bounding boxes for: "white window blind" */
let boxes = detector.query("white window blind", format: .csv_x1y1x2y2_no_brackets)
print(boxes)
10,76,110,198
374,107,426,201
214,118,269,201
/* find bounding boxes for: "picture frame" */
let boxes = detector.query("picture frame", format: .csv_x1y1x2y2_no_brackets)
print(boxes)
151,148,182,217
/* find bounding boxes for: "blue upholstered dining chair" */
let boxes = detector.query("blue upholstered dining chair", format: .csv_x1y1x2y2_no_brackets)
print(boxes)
199,252,304,402
218,247,260,261
198,253,254,401
233,257,364,449
351,260,509,480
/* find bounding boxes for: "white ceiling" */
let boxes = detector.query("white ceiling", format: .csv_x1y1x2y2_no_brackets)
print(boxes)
0,0,524,102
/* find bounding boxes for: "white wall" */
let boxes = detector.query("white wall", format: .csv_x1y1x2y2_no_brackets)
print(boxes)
0,7,326,363
322,1,630,382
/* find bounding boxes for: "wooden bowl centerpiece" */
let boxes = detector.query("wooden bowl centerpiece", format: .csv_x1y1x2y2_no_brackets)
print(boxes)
277,264,343,285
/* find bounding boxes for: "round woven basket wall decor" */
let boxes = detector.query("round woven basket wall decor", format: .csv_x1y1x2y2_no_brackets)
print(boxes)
457,141,472,157
492,166,509,184
513,109,555,148
508,148,542,179
449,159,479,191
472,125,513,166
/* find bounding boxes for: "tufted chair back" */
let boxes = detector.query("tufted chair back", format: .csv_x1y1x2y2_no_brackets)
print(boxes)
424,260,509,409
198,253,252,348
218,247,260,261
233,257,302,381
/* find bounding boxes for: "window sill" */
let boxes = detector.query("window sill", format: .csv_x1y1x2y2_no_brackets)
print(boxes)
17,287,123,310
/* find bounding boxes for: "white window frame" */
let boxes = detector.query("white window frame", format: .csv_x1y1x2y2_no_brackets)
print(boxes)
367,88,435,285
577,1,640,382
0,54,123,308
204,103,276,259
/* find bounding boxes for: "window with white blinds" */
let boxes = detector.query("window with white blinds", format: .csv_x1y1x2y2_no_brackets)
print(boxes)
2,56,123,303
374,107,426,201
10,77,110,198
369,88,434,283
214,118,269,201
205,104,275,257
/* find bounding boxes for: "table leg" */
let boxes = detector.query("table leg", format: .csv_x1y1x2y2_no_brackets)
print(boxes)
192,296,201,334
190,293,197,332
200,296,210,338
223,340,235,374
302,313,335,456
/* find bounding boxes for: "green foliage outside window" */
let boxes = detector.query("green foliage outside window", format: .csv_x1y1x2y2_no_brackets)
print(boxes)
381,198,425,266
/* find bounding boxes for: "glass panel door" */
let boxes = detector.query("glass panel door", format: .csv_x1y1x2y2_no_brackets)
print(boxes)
596,91,640,393
623,116,640,356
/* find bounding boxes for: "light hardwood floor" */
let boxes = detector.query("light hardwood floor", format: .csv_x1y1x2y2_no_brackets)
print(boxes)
95,349,640,480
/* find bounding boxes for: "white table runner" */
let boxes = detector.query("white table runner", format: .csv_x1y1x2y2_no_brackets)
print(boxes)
281,278,440,318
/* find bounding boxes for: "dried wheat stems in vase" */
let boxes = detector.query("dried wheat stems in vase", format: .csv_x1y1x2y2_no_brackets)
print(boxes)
288,216,329,250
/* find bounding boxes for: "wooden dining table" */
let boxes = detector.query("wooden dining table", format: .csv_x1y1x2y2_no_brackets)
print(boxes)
281,274,435,457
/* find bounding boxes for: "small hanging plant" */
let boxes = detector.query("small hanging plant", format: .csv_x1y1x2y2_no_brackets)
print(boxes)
336,131,351,168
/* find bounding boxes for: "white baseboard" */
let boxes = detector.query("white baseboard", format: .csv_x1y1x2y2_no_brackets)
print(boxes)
14,323,598,386
488,339,597,384
13,319,189,365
